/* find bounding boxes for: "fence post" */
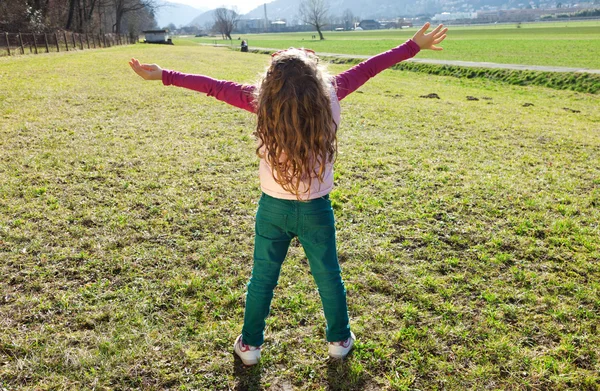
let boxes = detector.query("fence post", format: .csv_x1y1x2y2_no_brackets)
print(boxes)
91,34,95,48
85,33,90,49
17,32,24,54
32,33,38,54
103,34,107,47
44,33,49,53
54,32,60,52
79,34,83,49
4,32,9,56
71,33,76,50
63,31,69,51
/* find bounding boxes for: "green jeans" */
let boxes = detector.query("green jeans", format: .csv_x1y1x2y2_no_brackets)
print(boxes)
242,193,351,346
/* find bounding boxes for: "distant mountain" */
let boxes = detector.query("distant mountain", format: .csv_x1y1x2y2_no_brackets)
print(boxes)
188,9,218,28
241,0,514,21
243,0,433,20
188,0,543,27
155,1,207,28
244,0,298,20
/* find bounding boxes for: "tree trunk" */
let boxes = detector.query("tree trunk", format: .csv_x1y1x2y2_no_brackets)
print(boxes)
77,0,84,32
316,25,325,40
66,0,76,30
115,10,123,34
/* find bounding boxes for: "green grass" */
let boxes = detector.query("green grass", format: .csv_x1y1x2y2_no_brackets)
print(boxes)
1,44,600,390
179,20,600,69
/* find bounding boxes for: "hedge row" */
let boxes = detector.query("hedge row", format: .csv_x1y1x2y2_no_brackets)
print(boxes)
250,49,600,94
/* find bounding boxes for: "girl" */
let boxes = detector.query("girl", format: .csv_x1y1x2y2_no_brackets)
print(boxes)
129,22,447,365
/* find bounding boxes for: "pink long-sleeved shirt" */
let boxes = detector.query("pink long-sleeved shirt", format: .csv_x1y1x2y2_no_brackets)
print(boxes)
162,39,421,199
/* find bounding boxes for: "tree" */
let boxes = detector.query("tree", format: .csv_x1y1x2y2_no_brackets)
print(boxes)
66,0,105,32
299,0,329,40
109,0,158,34
342,8,353,30
213,7,239,40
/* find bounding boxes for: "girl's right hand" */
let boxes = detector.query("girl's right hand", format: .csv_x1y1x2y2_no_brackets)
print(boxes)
412,23,448,51
129,58,163,80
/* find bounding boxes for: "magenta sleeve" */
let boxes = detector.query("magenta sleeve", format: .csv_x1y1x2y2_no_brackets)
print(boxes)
162,70,256,113
334,39,421,101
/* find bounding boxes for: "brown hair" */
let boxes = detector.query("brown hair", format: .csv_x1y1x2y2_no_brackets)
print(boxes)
254,48,337,200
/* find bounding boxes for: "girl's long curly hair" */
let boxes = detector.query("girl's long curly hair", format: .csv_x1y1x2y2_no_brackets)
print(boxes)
254,49,337,200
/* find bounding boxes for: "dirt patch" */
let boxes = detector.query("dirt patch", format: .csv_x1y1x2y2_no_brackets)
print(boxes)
420,93,440,99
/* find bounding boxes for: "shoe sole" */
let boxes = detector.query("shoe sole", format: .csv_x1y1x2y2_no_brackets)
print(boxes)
239,356,259,366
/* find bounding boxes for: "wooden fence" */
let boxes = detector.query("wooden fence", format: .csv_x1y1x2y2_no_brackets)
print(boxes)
0,31,137,57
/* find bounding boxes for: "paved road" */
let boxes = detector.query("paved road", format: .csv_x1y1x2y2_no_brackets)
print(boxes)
205,43,600,74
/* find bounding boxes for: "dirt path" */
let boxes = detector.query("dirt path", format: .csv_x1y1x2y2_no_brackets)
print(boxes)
205,43,600,74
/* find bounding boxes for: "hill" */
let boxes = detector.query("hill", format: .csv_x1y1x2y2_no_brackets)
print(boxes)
155,1,207,28
189,9,218,28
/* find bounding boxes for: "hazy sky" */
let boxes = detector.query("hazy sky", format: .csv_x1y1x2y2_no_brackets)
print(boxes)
172,0,270,13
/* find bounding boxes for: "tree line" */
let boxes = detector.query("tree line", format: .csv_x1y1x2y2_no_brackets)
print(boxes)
0,0,159,36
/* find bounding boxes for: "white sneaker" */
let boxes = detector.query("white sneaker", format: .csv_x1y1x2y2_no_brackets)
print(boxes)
234,335,261,366
328,331,355,359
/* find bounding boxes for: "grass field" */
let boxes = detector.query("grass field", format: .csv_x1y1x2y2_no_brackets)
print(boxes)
1,43,599,390
179,20,600,69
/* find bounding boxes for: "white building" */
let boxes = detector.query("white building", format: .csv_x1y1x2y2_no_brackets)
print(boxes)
432,12,477,21
143,30,170,43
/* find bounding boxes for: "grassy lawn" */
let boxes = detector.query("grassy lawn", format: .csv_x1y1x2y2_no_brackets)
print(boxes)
179,20,600,69
1,43,599,390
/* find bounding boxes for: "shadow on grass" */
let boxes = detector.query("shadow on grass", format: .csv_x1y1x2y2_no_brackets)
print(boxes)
233,353,262,391
326,352,370,391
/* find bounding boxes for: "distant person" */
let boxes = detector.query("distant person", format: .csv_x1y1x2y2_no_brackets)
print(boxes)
241,40,248,52
128,22,448,366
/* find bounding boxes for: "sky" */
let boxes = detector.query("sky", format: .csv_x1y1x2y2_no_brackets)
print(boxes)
169,0,271,13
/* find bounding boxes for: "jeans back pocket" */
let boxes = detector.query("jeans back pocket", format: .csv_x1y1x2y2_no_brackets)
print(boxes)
256,209,288,240
302,210,336,245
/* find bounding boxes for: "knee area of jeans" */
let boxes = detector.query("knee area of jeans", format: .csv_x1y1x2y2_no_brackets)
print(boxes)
313,272,343,284
248,278,278,292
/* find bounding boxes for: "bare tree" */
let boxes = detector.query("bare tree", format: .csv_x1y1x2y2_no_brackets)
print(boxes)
342,8,353,30
299,0,329,40
66,0,105,32
109,0,158,34
213,6,239,40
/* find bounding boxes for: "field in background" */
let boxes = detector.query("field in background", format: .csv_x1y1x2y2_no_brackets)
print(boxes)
1,43,599,390
179,20,600,69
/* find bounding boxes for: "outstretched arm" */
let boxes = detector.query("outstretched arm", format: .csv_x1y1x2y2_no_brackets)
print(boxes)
128,58,256,113
334,23,448,101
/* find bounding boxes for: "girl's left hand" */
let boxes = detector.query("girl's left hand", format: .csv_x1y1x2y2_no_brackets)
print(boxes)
412,23,448,51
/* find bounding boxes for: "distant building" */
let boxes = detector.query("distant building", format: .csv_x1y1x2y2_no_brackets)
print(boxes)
432,12,477,21
476,7,580,22
358,20,381,30
270,20,287,32
236,19,266,33
143,29,170,43
398,19,413,28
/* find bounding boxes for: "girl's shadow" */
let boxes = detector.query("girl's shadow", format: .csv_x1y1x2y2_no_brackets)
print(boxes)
233,353,262,391
326,352,369,391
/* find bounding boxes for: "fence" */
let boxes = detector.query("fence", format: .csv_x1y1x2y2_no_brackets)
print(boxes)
0,31,137,57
